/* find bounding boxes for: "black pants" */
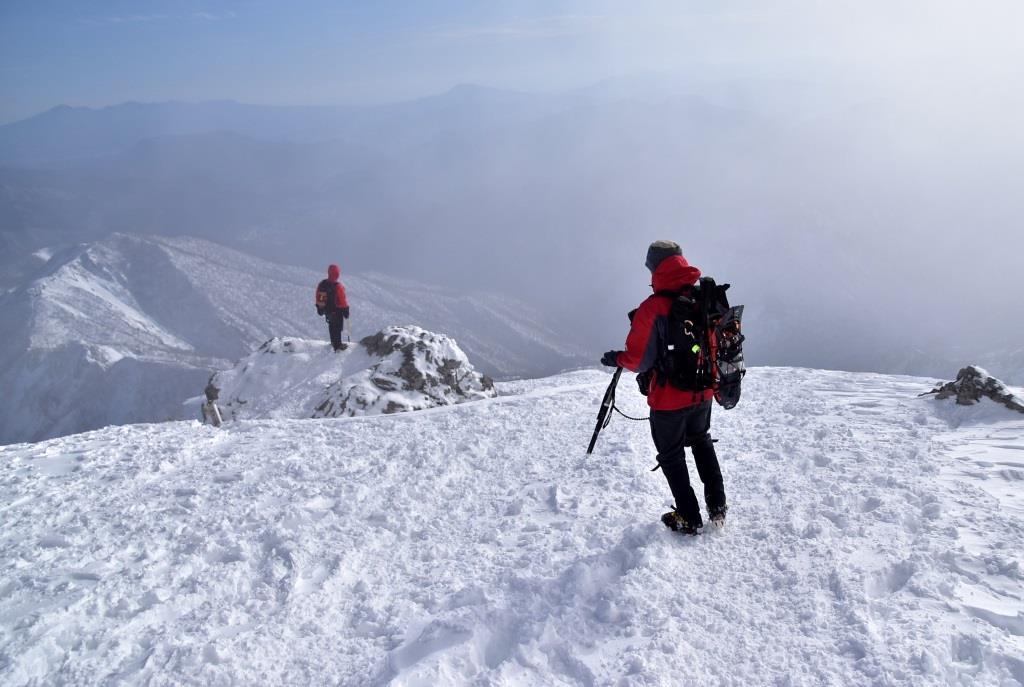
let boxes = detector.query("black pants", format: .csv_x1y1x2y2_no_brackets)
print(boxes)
649,401,726,522
327,313,346,350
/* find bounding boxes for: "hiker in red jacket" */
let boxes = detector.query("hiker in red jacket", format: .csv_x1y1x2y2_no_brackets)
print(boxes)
315,264,350,351
601,240,727,534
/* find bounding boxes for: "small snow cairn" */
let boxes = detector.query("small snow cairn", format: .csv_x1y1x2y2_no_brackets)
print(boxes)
922,365,1024,414
204,326,495,422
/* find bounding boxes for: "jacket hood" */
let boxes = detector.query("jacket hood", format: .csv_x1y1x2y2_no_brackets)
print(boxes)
651,255,701,292
327,264,340,281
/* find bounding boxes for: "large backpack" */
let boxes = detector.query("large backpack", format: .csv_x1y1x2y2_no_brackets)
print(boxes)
655,277,746,409
316,279,338,314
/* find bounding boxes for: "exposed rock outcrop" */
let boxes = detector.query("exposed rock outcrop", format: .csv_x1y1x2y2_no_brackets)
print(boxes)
312,326,494,418
206,326,495,422
924,366,1024,414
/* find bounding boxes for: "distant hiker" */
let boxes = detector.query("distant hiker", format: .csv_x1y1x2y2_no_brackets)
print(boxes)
315,264,350,351
601,240,728,535
201,380,222,427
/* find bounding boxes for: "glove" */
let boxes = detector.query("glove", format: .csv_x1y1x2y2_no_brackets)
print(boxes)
636,370,652,396
601,350,621,367
340,306,350,319
627,308,638,322
316,305,324,316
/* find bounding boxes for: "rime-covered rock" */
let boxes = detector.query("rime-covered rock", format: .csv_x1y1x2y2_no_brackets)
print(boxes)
207,326,495,421
925,365,1024,413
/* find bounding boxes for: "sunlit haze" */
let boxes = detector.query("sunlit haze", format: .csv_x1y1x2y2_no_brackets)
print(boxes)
2,0,1023,383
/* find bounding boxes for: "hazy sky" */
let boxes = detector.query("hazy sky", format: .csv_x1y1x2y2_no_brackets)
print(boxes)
3,1,1023,123
1,1,1023,384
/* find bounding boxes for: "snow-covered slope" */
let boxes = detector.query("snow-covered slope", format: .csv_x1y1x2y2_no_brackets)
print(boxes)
209,328,495,421
1,367,1022,685
0,233,586,444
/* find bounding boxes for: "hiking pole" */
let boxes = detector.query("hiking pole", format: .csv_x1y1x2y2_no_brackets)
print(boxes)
587,367,623,454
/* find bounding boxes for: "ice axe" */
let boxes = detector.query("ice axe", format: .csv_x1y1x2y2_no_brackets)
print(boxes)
587,367,623,454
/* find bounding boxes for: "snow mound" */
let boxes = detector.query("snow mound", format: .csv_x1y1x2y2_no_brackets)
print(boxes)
209,326,495,421
924,365,1024,414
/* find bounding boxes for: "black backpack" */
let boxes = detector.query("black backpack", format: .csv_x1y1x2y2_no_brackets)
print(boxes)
654,277,746,409
316,279,338,314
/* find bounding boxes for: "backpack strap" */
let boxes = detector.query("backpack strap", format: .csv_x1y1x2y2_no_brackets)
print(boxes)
698,277,718,388
652,285,699,389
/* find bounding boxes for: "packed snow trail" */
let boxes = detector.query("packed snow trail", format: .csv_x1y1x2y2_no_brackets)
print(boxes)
1,368,1022,685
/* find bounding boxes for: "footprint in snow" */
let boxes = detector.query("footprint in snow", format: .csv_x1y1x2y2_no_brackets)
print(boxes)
39,535,69,548
294,556,340,595
860,496,883,513
69,571,102,582
865,560,915,598
386,620,472,673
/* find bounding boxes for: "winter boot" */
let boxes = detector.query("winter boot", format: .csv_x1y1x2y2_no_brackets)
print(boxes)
661,508,703,535
708,504,728,529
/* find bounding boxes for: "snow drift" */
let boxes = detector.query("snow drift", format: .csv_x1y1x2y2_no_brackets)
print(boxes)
208,327,495,422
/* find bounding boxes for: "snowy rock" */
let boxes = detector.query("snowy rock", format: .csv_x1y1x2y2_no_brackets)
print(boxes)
209,326,495,421
924,365,1024,414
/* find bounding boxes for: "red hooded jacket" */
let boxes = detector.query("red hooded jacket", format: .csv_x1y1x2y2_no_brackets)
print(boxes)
615,255,714,410
316,264,349,312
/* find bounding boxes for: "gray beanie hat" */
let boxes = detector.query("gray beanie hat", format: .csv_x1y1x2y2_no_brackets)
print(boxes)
645,240,682,272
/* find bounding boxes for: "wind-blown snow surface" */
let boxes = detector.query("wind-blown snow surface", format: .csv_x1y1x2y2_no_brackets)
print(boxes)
2,368,1022,685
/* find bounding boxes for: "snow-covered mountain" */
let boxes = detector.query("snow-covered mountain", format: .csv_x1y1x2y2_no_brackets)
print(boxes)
208,328,495,421
0,233,587,444
1,367,1022,685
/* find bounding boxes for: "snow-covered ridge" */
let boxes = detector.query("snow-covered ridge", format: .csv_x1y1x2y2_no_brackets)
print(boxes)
209,326,495,421
0,233,587,444
1,367,1022,685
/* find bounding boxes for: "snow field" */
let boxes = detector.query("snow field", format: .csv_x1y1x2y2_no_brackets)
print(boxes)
1,367,1022,685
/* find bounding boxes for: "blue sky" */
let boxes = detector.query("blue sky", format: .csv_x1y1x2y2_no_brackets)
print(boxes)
2,1,1022,124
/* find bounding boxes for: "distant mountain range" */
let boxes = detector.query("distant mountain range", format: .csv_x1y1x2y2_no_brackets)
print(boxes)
0,84,601,168
0,233,587,444
0,83,769,317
